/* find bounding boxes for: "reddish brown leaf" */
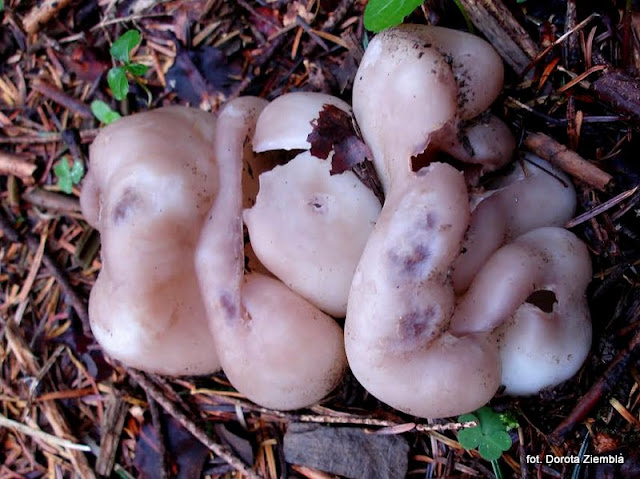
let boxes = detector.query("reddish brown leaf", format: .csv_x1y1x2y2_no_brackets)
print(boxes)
307,104,355,161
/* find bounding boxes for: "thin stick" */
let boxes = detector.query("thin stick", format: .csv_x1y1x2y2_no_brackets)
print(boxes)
32,80,93,119
0,129,99,145
23,188,83,214
566,185,638,228
195,391,476,432
523,132,612,191
0,413,92,452
127,369,262,479
0,151,36,181
521,13,600,78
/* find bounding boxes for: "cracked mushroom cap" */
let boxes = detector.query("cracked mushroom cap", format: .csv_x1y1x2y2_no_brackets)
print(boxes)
352,24,505,190
244,150,381,316
246,92,382,316
196,98,347,409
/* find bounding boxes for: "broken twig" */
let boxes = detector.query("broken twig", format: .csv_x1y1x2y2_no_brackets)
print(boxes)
523,132,612,191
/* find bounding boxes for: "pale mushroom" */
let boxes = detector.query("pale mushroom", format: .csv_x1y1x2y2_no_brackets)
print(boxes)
245,92,382,316
452,155,577,294
352,24,511,191
80,106,221,375
451,227,592,395
346,24,592,417
196,97,347,409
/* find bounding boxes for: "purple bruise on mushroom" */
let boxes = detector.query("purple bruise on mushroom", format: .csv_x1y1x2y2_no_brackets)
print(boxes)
81,24,593,418
194,97,347,410
345,24,592,418
80,106,221,375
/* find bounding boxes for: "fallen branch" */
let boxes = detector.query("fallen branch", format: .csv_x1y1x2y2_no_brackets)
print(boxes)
23,188,83,214
0,413,91,452
32,80,94,119
523,132,613,191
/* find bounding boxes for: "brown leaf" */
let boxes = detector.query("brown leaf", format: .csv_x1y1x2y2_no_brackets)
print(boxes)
332,135,372,175
307,104,383,203
307,104,354,161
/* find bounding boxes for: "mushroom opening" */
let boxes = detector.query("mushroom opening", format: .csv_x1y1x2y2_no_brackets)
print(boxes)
525,290,558,314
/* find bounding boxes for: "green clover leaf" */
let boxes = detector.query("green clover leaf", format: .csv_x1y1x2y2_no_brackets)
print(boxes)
110,29,141,64
457,407,514,462
107,67,129,101
54,157,84,194
364,0,423,33
90,100,122,124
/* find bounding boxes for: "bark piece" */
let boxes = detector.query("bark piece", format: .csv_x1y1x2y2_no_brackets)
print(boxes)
456,0,538,74
283,423,409,479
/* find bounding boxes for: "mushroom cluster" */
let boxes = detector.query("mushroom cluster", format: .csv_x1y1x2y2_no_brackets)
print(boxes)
82,24,592,418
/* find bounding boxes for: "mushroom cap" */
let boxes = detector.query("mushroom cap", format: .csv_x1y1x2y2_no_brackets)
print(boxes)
450,227,592,394
81,106,221,375
216,273,347,410
452,156,577,294
353,27,457,189
352,24,505,191
244,150,381,316
253,92,351,153
408,25,504,119
195,98,347,409
494,227,592,395
432,114,515,173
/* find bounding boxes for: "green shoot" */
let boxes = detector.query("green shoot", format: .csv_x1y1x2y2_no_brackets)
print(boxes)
90,100,121,124
457,406,515,461
54,157,85,194
107,29,149,101
0,0,4,12
364,0,423,33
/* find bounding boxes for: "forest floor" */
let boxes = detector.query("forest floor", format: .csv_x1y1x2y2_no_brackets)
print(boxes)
1,0,640,478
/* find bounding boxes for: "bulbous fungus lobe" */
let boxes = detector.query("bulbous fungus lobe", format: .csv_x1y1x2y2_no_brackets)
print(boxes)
195,97,347,410
80,106,221,375
245,92,381,317
346,24,592,418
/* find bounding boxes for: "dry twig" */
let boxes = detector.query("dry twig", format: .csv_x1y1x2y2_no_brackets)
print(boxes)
0,151,36,181
523,132,613,191
23,0,75,35
127,369,263,479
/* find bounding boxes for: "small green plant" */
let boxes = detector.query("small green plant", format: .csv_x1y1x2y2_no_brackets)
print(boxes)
364,0,423,33
54,157,84,194
457,406,515,461
91,100,122,124
107,29,149,101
